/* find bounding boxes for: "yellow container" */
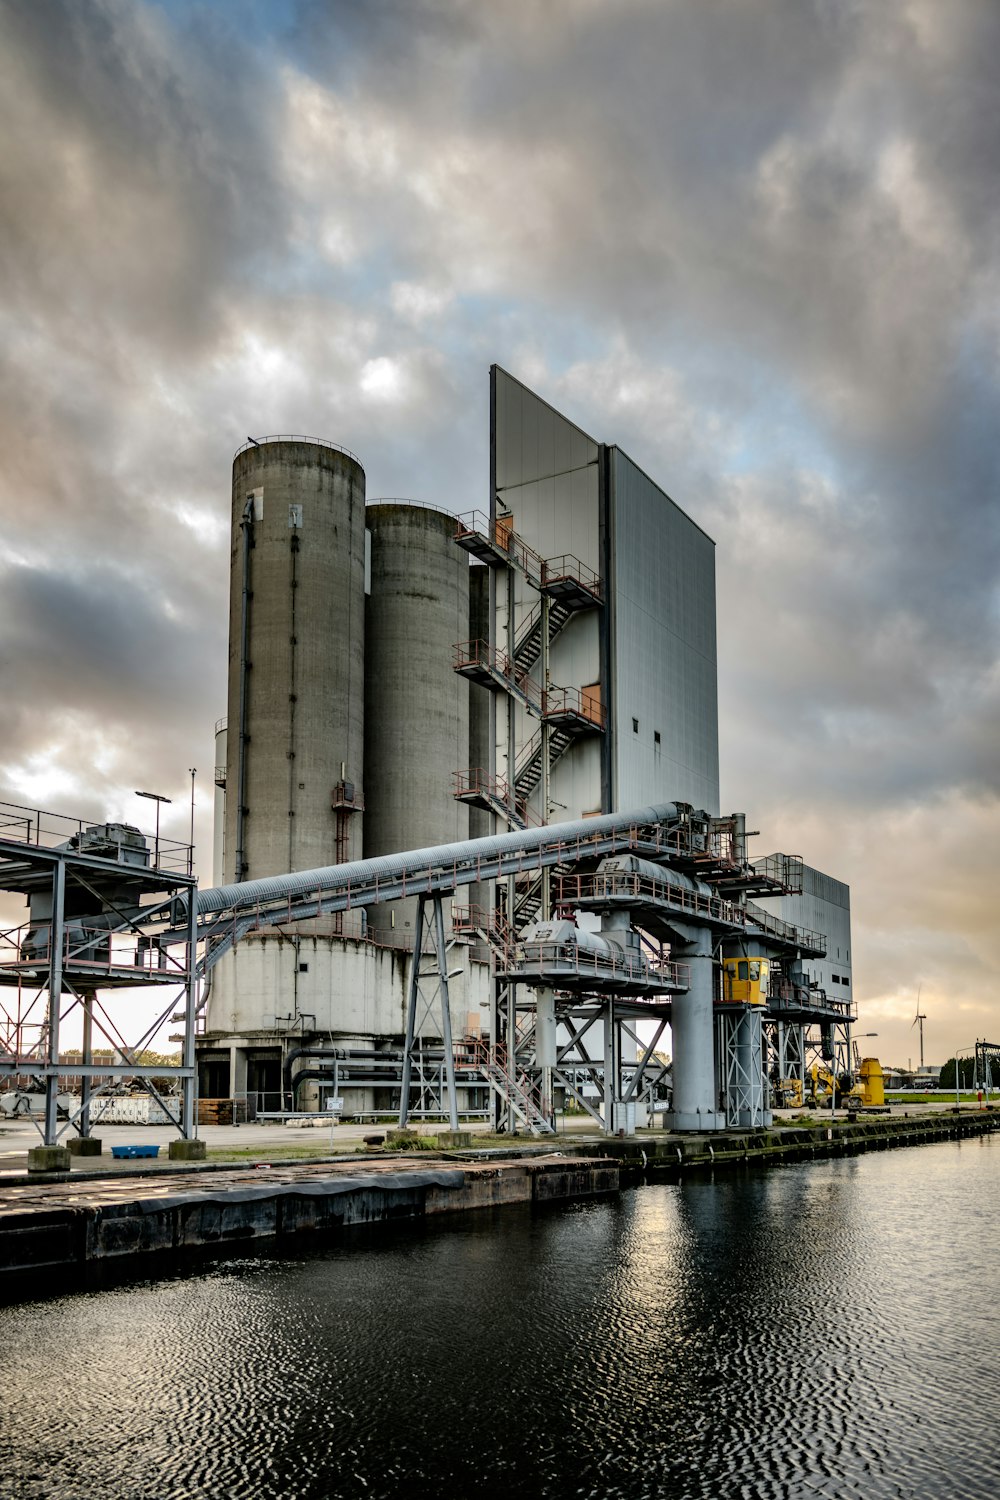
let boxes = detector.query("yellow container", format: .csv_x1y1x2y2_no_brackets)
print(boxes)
859,1057,884,1107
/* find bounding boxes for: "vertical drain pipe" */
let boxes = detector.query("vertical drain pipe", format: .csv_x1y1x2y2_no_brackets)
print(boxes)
287,523,300,872
235,496,255,882
540,590,551,920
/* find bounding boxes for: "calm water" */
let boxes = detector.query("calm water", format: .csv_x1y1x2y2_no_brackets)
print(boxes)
1,1136,998,1500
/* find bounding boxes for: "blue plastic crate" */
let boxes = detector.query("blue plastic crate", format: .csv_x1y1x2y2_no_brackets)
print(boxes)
110,1144,161,1160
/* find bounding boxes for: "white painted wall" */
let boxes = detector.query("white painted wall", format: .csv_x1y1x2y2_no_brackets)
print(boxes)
208,932,492,1041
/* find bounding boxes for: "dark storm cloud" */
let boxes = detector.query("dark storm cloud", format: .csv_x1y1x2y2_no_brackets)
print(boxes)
0,0,286,354
282,0,999,683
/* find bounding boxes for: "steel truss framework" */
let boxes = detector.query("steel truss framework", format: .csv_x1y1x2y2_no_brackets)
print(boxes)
398,893,460,1131
0,807,198,1146
717,1006,768,1127
974,1041,1000,1095
0,797,853,1143
489,983,674,1136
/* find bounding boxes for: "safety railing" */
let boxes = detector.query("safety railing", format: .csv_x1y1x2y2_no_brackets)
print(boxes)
454,511,544,586
452,769,542,828
453,639,543,711
503,939,687,993
0,799,193,875
541,553,603,604
558,870,743,927
514,730,543,781
233,434,362,466
451,903,517,955
766,981,855,1020
514,600,544,660
0,923,188,979
744,900,825,954
751,852,804,894
543,684,607,730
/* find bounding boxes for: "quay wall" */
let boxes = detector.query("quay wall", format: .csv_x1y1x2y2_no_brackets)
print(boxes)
0,1157,617,1278
587,1109,1000,1177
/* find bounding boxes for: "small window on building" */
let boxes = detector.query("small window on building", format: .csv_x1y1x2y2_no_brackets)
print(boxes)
738,961,749,981
654,730,661,746
632,718,639,734
298,962,309,973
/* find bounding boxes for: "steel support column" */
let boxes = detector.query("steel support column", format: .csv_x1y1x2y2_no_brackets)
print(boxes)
670,922,727,1131
80,988,95,1138
182,875,199,1138
399,894,459,1130
42,859,66,1145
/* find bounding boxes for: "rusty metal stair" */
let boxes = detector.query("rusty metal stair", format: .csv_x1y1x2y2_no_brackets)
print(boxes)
513,598,574,675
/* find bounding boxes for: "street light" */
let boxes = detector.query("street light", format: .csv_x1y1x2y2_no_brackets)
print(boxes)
135,790,172,867
188,769,197,875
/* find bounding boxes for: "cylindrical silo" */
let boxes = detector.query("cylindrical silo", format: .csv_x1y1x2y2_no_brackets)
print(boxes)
364,502,470,938
225,438,366,883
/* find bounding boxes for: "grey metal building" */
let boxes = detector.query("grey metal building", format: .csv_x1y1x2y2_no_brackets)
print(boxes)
754,862,853,1001
198,385,853,1134
472,366,720,832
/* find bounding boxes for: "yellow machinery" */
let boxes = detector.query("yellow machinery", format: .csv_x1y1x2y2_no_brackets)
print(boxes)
722,956,770,1005
772,1076,803,1108
858,1057,884,1107
806,1063,863,1109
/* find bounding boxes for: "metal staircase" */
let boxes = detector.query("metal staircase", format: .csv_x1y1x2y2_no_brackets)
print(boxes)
453,640,542,716
452,770,536,831
460,1041,554,1135
514,725,577,801
513,597,574,674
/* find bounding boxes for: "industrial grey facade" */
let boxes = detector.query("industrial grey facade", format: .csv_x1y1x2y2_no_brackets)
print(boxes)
608,447,719,815
488,366,720,826
0,377,858,1146
755,861,853,1001
198,379,852,1133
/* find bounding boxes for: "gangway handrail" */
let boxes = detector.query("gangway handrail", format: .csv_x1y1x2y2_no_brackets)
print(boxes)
233,434,362,465
162,803,689,975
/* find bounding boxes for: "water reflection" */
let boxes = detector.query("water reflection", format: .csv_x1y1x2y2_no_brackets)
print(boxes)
1,1137,996,1499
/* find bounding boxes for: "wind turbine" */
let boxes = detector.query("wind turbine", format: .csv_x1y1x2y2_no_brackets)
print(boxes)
911,986,927,1071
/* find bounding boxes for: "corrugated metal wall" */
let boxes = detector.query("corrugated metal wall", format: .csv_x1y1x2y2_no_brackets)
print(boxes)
610,448,720,814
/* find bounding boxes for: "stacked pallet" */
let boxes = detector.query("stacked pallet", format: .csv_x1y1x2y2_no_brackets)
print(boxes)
197,1097,248,1126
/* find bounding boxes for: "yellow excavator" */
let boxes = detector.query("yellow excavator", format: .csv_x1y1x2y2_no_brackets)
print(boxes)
803,1058,885,1109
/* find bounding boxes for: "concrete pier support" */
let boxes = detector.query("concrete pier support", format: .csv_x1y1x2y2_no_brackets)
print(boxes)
668,923,726,1131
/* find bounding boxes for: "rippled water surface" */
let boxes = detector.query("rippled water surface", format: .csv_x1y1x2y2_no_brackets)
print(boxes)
2,1136,998,1500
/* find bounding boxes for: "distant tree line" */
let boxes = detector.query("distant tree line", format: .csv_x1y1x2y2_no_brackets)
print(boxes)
938,1057,979,1090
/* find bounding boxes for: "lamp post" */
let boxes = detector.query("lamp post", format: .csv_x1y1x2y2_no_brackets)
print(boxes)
188,768,197,875
135,790,172,868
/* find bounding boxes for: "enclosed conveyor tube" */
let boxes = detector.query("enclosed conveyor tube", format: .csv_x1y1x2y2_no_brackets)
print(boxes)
188,802,684,924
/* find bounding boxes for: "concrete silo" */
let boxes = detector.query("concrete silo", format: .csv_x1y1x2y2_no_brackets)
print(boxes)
364,502,470,936
225,438,366,883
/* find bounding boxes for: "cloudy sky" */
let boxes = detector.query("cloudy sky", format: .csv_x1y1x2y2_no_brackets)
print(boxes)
0,0,996,1067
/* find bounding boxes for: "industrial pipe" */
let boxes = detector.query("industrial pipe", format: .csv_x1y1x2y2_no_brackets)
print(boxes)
191,802,683,920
